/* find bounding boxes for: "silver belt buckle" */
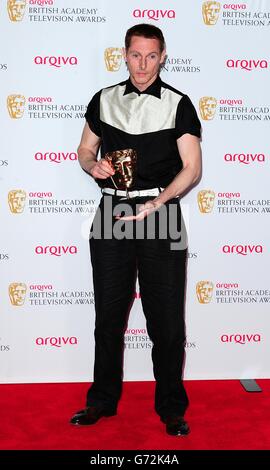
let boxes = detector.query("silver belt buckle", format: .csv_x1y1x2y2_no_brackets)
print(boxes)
127,189,138,198
119,189,140,200
119,189,130,200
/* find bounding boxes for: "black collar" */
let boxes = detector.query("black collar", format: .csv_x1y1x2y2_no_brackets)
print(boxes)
123,75,162,99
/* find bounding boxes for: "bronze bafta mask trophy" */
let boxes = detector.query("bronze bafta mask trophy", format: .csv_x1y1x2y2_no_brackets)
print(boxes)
105,149,137,192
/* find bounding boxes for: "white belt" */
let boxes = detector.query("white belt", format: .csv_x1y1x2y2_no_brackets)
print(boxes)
101,187,164,199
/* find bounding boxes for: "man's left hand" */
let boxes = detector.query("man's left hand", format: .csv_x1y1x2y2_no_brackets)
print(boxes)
115,199,162,221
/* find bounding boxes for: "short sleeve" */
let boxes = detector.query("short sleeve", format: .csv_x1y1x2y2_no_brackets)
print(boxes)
84,90,101,137
175,94,201,139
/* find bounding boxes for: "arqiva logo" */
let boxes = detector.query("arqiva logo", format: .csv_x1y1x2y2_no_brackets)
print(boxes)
30,284,53,291
29,192,52,198
222,244,263,255
216,282,239,289
34,152,78,163
217,192,240,198
221,334,261,344
226,59,268,71
30,1,54,5
35,245,78,256
34,56,78,68
224,153,265,164
223,4,247,10
133,9,175,20
36,336,78,348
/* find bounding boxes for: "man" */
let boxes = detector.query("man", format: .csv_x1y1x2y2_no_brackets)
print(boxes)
70,23,201,436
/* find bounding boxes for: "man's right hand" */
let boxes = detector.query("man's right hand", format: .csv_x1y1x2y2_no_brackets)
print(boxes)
90,158,115,179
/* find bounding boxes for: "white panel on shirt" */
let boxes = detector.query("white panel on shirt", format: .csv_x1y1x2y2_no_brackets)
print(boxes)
100,84,183,135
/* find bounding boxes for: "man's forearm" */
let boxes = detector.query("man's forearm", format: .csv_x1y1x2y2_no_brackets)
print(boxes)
78,148,97,175
153,166,200,206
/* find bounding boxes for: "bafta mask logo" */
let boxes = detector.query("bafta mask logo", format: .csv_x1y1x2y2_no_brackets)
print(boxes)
196,281,214,304
105,149,137,190
202,1,221,25
8,189,27,213
9,282,27,306
7,0,27,22
7,94,26,119
197,190,215,213
199,96,217,121
104,48,123,72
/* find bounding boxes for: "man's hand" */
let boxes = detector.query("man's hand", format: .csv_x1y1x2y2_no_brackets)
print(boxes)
115,198,163,221
90,158,115,179
77,124,113,179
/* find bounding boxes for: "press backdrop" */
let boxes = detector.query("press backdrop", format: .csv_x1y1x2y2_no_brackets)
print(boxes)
1,0,270,383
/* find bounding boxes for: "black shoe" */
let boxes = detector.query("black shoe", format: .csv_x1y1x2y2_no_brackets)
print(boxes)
70,406,116,426
161,416,190,436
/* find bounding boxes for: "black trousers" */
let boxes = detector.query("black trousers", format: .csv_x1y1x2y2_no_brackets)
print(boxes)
87,194,188,418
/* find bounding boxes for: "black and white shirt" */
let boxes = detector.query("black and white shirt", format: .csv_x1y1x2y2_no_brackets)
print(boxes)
85,75,201,190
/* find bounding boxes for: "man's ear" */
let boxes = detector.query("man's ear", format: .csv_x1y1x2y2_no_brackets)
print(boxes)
122,47,127,61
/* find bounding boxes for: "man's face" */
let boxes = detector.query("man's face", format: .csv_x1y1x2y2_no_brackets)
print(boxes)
124,36,165,91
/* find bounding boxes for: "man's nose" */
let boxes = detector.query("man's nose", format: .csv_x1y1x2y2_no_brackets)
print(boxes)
139,58,147,70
